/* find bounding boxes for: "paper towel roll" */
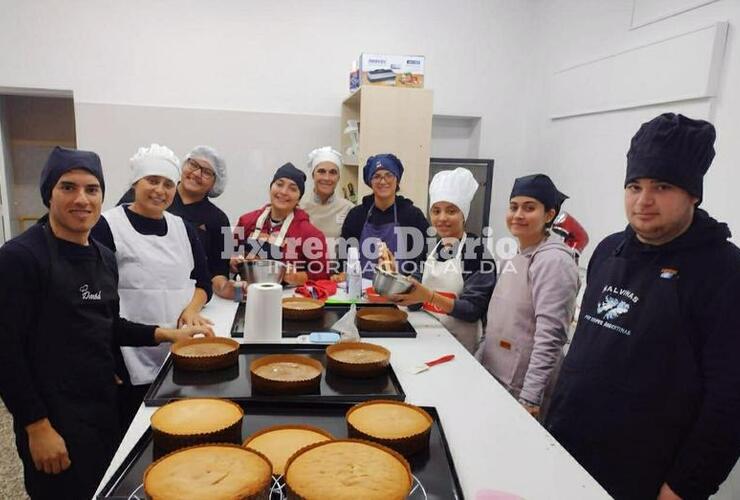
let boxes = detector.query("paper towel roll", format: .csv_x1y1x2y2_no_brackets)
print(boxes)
244,282,283,342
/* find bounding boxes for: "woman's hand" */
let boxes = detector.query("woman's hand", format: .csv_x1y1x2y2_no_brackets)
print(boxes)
178,307,214,329
330,272,346,283
389,277,431,306
284,265,308,286
378,243,397,273
229,255,245,273
519,399,541,418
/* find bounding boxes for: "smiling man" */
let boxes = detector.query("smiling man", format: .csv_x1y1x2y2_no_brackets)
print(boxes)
546,114,740,499
0,147,212,499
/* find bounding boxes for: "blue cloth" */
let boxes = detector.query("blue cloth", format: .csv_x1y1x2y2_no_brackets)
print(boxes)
40,146,105,207
362,153,404,186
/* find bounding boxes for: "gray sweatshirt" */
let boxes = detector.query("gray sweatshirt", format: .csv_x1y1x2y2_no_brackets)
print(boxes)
519,237,580,404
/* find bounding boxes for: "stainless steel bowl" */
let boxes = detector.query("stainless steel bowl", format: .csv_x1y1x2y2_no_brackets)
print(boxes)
372,266,413,296
238,259,287,284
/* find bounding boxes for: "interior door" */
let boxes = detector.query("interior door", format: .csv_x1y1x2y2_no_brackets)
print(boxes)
0,96,14,244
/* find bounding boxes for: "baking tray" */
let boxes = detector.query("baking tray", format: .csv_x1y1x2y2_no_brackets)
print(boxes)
230,302,418,338
97,402,464,499
143,343,405,406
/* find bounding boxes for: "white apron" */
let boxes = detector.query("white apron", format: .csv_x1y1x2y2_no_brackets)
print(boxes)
421,235,483,354
104,206,195,385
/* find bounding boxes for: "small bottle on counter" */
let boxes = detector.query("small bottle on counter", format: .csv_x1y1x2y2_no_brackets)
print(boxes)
347,247,362,301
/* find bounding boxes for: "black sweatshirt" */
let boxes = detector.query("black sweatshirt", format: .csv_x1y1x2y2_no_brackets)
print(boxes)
0,225,157,427
118,188,231,278
340,194,430,273
91,205,213,300
566,209,740,498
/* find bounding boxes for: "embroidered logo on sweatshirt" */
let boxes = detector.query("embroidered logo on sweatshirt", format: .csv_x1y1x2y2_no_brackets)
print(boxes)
80,284,102,301
596,295,631,320
582,285,640,336
659,268,678,279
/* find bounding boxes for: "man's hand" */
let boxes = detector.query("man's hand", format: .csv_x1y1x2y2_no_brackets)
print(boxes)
155,325,215,343
25,419,70,474
657,483,682,500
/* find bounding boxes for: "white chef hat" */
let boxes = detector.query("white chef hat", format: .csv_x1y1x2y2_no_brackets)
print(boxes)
129,143,180,185
307,146,342,173
428,168,479,220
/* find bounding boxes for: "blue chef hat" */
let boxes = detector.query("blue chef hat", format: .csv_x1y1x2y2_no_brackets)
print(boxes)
625,113,715,204
39,146,105,207
363,153,404,187
510,174,568,218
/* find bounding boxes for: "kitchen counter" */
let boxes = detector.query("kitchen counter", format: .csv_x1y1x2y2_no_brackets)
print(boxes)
95,295,609,499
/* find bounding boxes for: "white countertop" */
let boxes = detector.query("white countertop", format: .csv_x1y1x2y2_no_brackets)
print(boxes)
95,295,609,499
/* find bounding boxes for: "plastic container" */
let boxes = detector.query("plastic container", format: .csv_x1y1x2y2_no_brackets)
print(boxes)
347,247,362,300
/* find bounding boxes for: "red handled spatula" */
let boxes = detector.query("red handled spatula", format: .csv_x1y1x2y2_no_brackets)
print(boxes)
409,354,455,374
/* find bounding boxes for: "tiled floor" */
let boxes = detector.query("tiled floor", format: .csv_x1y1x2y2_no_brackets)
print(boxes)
0,401,29,499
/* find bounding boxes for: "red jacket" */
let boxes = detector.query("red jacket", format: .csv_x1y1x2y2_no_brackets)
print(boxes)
235,205,329,280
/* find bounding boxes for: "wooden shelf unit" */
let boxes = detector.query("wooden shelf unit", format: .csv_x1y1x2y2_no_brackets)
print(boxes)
339,86,433,208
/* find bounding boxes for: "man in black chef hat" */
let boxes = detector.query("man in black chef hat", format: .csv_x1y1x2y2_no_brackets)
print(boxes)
0,147,213,499
546,113,740,499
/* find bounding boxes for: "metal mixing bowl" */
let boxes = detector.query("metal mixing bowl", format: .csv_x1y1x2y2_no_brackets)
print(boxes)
238,259,287,284
372,266,413,296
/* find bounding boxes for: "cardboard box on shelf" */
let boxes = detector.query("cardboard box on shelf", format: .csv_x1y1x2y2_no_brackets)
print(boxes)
359,53,425,88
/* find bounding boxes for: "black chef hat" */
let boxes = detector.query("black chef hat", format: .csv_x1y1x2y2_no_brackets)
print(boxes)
271,162,306,197
39,146,105,207
625,113,715,204
510,174,568,219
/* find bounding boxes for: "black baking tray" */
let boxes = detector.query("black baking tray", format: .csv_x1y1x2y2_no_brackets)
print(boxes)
231,302,418,338
97,402,463,499
143,343,405,406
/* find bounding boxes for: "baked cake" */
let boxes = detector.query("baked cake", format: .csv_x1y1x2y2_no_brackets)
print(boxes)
250,354,322,394
243,424,333,475
284,439,412,500
347,400,433,456
326,342,391,378
143,444,272,500
171,337,239,371
150,398,243,452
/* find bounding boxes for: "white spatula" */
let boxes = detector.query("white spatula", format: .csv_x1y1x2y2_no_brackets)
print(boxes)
409,354,455,374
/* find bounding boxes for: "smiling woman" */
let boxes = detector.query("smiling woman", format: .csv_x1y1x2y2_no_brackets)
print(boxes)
232,162,330,286
90,143,214,430
301,146,354,241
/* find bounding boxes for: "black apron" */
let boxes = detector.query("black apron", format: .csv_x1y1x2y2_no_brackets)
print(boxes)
546,241,701,499
15,225,120,500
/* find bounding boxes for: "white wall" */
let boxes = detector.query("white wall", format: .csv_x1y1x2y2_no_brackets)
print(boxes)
523,0,739,263
0,0,536,238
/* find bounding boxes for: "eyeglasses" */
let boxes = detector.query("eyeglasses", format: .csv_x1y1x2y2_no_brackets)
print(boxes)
184,159,216,180
371,172,396,184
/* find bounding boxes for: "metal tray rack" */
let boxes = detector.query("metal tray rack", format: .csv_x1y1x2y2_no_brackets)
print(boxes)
97,402,464,499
